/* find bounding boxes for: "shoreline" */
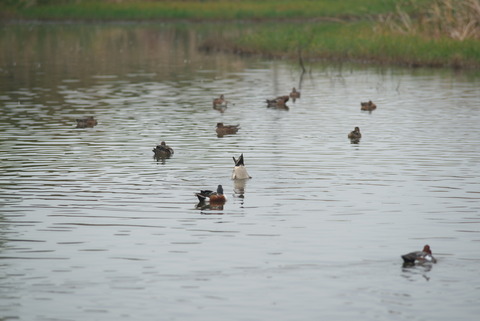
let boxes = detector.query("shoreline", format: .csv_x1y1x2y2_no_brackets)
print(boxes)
3,18,478,70
2,0,479,70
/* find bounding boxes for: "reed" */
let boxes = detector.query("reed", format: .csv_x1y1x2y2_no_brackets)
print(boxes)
379,0,480,40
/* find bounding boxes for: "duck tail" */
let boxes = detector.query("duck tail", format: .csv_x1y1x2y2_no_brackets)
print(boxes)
234,153,245,166
196,193,207,202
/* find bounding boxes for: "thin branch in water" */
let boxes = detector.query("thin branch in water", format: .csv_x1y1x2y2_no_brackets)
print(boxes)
297,46,307,90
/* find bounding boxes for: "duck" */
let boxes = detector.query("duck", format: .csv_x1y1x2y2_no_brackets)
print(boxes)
76,116,97,128
152,141,174,158
289,87,301,100
361,100,377,111
401,245,437,264
195,185,227,203
231,153,251,180
213,94,228,110
348,127,362,142
216,122,240,137
266,95,289,109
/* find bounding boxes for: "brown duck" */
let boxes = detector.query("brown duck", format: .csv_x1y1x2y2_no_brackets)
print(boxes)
361,100,377,111
213,94,228,110
216,123,240,137
266,95,289,109
348,127,362,143
152,141,174,159
289,87,301,100
76,116,97,128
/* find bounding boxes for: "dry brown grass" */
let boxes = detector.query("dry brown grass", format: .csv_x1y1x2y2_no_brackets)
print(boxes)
379,0,480,40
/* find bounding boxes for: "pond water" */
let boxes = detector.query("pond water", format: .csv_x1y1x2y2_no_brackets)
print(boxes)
1,23,480,321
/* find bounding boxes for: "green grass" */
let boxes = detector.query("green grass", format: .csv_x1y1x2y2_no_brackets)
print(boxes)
209,22,480,68
2,0,419,21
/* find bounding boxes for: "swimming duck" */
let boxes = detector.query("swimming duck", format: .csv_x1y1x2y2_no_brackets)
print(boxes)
76,116,97,128
213,94,228,110
289,87,301,99
195,185,227,203
216,123,240,137
348,127,362,142
152,141,174,158
266,95,289,109
231,153,251,180
401,245,437,264
361,100,377,111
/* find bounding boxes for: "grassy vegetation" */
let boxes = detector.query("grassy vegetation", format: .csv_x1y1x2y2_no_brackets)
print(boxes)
2,0,416,21
201,21,480,68
1,0,479,68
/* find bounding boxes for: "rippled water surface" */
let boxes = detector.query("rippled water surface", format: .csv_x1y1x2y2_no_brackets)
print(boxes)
1,23,480,321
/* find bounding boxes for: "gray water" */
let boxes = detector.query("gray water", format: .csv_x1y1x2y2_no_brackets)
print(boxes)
1,23,480,321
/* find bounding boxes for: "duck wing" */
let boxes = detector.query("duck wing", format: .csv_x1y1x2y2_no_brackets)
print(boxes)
401,251,423,263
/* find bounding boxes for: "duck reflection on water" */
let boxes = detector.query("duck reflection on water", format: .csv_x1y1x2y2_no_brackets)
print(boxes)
233,178,248,196
401,262,433,281
195,201,224,211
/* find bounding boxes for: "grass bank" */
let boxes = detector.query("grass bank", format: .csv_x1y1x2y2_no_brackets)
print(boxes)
2,0,479,68
201,22,480,68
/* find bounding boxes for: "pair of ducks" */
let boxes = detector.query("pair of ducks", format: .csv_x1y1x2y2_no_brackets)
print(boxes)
195,153,251,204
217,93,371,111
153,123,241,158
213,87,301,111
218,124,361,143
153,122,240,158
349,101,376,141
152,141,250,205
212,96,240,137
266,88,301,109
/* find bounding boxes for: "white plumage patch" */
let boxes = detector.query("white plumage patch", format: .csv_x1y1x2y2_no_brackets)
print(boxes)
232,165,251,180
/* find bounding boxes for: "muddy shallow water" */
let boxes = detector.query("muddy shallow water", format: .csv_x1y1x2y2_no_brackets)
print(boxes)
1,23,480,321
